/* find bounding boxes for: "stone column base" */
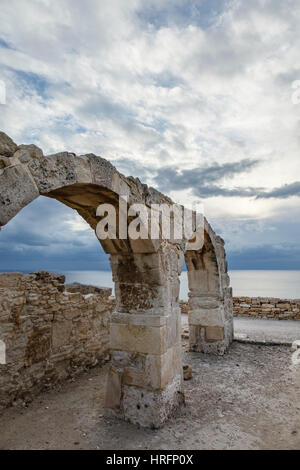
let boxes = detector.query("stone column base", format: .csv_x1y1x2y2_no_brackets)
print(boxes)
105,310,184,428
106,373,184,428
189,318,233,355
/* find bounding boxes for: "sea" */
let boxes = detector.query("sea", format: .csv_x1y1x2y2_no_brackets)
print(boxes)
62,270,300,301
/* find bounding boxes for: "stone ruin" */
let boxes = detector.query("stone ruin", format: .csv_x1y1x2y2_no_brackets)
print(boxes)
0,131,233,428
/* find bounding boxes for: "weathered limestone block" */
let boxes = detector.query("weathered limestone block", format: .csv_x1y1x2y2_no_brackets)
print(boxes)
276,303,291,309
189,321,231,355
188,307,225,327
0,165,39,226
121,374,183,429
73,155,92,184
28,152,77,193
0,132,17,157
205,326,224,342
111,252,177,315
88,153,114,189
110,321,167,355
13,144,43,164
111,171,132,201
114,343,182,391
105,367,122,410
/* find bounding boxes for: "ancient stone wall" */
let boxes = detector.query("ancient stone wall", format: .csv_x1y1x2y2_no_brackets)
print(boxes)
233,297,300,320
0,271,114,408
180,297,300,320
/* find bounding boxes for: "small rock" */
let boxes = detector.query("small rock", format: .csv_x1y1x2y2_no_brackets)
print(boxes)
183,364,192,380
291,340,300,351
234,333,248,340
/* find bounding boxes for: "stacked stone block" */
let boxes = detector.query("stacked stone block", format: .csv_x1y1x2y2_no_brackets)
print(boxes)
233,297,300,320
106,248,185,428
185,230,233,355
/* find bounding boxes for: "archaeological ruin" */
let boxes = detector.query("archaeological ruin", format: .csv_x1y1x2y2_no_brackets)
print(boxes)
0,132,233,428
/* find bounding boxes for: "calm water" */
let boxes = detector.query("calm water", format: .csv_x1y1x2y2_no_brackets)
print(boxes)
64,270,300,300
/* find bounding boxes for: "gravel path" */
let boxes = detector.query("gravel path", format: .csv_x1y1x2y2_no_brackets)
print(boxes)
234,317,300,344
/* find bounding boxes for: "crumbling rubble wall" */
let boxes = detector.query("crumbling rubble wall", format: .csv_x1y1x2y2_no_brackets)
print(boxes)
180,297,300,320
0,271,114,408
233,297,300,320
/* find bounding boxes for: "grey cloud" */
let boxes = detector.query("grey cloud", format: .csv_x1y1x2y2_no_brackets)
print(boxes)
111,157,263,199
193,185,260,198
153,160,300,200
0,38,15,50
256,181,300,199
0,197,95,250
0,196,110,271
275,68,300,87
78,93,135,123
153,158,261,197
194,180,300,200
137,0,227,30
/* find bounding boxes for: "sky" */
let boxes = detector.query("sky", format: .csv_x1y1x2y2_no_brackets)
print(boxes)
0,0,300,271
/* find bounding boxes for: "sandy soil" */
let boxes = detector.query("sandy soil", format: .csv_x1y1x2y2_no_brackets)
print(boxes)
0,339,299,450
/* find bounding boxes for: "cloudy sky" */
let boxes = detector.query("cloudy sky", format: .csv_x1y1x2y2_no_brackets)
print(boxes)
1,0,300,271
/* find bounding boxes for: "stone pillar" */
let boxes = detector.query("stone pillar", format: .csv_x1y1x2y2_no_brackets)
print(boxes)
186,236,233,355
188,289,231,355
105,245,184,428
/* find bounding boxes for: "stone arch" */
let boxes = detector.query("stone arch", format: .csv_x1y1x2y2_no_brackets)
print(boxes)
0,133,184,428
0,132,233,426
184,219,233,355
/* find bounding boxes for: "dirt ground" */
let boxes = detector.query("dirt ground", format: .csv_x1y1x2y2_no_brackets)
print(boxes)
0,340,299,450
